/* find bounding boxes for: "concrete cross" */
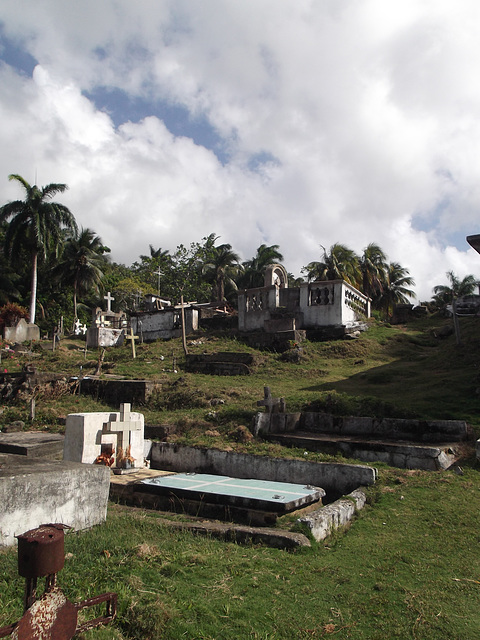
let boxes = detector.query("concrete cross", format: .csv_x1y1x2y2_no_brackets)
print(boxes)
103,403,142,461
257,386,286,413
74,319,81,335
125,327,139,358
104,291,115,312
153,267,162,295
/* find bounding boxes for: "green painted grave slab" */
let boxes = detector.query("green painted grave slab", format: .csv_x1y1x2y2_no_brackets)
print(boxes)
140,473,325,513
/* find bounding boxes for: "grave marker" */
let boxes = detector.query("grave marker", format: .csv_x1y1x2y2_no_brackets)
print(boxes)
257,386,286,413
125,327,139,358
104,291,115,313
103,403,142,468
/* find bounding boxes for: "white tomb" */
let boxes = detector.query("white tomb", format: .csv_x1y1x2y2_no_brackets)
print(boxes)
63,403,144,470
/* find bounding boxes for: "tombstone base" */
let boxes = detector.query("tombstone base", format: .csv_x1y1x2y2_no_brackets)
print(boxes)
112,467,139,475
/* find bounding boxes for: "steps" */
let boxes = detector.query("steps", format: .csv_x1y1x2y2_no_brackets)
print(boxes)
256,412,472,470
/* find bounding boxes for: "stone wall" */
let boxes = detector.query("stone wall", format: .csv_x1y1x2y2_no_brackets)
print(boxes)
185,352,255,375
149,442,377,498
254,411,470,443
79,378,159,405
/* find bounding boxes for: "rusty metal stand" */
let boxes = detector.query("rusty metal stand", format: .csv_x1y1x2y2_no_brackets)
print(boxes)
0,524,117,639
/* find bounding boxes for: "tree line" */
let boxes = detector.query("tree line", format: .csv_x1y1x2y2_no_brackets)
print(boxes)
0,174,474,333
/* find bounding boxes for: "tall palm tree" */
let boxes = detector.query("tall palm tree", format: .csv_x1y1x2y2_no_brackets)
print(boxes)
202,243,242,303
359,243,388,301
432,271,479,308
0,174,77,323
380,262,416,315
240,244,284,289
56,227,110,319
303,243,360,286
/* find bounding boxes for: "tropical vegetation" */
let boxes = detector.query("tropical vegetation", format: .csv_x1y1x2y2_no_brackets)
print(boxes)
0,174,77,324
6,173,480,333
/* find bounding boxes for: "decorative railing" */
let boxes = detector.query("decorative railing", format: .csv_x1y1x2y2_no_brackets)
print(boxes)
309,284,335,306
245,290,269,312
344,287,368,315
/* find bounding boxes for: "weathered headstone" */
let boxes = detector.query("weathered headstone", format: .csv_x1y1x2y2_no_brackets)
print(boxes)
63,403,144,471
257,386,286,413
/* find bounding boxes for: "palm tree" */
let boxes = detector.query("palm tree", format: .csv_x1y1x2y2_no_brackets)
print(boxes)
302,243,360,286
240,244,284,289
379,262,416,316
359,243,388,301
432,271,479,308
140,245,171,262
56,227,110,319
202,243,242,303
0,174,77,323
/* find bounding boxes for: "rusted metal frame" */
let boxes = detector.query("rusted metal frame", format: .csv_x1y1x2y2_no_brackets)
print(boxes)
0,622,18,638
24,576,38,612
74,592,117,634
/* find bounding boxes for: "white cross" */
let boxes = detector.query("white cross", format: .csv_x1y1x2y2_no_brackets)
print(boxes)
153,268,162,295
104,291,115,312
103,403,141,461
74,319,81,335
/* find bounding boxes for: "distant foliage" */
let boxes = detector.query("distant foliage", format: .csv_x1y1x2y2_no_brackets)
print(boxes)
0,302,29,328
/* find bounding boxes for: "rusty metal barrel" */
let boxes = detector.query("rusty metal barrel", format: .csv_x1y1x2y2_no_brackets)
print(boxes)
16,524,68,578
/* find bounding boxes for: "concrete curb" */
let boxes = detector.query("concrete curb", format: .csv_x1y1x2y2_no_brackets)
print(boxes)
298,488,367,541
117,507,311,549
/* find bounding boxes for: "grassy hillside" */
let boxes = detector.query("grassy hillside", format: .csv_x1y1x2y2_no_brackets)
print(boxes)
1,315,480,639
2,314,480,442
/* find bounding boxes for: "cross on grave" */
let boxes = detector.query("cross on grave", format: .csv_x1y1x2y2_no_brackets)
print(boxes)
257,386,286,413
104,291,115,312
103,403,142,467
153,267,162,295
125,327,139,358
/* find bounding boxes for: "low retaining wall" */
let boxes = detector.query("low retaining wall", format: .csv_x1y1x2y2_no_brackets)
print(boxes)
254,412,469,443
185,352,255,375
149,442,377,497
78,378,160,404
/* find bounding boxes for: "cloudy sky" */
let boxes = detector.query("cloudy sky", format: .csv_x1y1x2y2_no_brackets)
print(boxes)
1,0,480,301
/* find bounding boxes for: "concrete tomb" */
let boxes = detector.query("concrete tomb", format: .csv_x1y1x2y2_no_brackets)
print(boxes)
0,454,110,547
130,302,198,342
63,403,144,472
256,407,471,470
140,472,325,514
237,264,370,339
2,317,40,343
86,292,127,348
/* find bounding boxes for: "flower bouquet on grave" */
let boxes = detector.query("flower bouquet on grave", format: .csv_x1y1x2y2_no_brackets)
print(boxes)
116,444,135,469
95,444,115,467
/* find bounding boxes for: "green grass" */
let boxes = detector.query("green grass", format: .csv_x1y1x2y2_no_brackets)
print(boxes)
1,464,480,639
2,315,480,638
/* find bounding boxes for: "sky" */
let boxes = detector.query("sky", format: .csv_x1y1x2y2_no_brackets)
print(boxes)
1,1,480,301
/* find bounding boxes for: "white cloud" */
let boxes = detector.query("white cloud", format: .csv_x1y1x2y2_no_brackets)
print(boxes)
1,0,480,301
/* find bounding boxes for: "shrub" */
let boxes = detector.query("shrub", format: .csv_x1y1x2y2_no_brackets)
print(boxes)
0,302,29,328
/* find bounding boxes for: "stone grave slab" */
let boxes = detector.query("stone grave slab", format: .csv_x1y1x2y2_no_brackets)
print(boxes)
0,431,64,458
140,472,325,514
0,454,110,547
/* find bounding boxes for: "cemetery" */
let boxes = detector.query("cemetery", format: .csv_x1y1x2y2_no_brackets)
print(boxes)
0,307,479,637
